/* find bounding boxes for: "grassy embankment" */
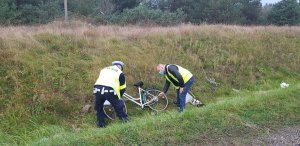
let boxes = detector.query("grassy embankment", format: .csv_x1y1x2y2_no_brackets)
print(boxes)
0,22,299,145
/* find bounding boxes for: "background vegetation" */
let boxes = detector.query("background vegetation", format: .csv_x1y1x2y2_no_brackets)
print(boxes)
0,0,300,25
0,23,299,145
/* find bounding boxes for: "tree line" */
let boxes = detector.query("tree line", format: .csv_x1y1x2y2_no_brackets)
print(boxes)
0,0,299,25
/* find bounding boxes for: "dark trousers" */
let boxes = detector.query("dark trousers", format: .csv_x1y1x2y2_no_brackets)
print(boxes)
94,85,127,126
176,76,195,112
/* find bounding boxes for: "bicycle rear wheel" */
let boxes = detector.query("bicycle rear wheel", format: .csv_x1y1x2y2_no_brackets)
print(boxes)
145,89,168,111
103,101,127,120
187,91,204,107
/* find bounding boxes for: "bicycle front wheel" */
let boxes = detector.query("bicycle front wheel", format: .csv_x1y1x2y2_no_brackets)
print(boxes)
145,89,168,111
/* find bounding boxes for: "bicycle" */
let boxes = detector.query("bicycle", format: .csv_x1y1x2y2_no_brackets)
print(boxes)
186,91,205,107
103,81,168,120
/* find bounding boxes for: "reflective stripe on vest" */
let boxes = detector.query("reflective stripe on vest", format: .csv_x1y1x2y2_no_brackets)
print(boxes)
94,65,125,98
165,65,193,89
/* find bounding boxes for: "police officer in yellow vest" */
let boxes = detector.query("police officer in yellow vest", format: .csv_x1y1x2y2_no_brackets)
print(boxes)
157,64,195,112
93,61,128,127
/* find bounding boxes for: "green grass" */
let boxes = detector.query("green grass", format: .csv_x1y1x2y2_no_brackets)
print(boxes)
1,83,298,145
0,22,300,145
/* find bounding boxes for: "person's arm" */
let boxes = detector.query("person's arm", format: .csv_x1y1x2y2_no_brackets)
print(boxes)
168,65,184,87
119,73,126,96
162,79,171,93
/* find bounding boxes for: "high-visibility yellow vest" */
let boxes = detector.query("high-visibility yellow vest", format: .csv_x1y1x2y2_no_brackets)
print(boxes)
165,65,193,89
95,65,126,98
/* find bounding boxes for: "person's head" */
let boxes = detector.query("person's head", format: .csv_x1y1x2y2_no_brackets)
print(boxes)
156,64,165,75
112,61,124,71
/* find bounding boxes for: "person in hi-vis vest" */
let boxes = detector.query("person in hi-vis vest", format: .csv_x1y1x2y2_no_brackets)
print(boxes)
157,64,195,112
93,61,128,127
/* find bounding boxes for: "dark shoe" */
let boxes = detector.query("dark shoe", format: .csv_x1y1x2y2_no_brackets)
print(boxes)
121,117,129,123
197,103,205,107
97,121,106,128
178,107,184,113
173,101,180,107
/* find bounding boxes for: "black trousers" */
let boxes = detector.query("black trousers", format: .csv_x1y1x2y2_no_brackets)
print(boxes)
94,85,127,126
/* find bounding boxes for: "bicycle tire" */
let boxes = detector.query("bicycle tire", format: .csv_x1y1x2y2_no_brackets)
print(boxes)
145,89,168,111
103,101,127,120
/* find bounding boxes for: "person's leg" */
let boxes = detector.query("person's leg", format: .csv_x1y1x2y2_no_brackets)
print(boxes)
175,89,180,107
178,93,186,112
108,94,128,122
179,76,195,112
95,92,106,127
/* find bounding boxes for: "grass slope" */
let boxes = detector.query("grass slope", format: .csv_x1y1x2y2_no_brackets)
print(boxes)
3,83,298,145
0,22,300,145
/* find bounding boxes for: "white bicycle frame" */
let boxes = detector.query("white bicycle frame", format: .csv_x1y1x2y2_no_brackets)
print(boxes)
104,87,158,109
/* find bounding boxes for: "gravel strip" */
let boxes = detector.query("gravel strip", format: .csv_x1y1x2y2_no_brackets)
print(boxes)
253,126,300,146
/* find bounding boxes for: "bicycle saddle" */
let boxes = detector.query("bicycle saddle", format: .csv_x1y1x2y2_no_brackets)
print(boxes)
133,81,144,87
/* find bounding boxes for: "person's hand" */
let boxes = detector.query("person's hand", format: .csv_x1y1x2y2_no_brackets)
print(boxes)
179,87,184,93
158,92,165,97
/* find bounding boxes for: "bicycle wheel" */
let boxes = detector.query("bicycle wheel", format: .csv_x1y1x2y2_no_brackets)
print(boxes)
103,101,127,120
145,89,168,111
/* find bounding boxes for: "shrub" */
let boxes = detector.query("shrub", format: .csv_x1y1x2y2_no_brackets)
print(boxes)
108,5,186,25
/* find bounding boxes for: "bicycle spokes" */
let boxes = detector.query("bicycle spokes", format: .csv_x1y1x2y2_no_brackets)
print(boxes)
145,90,168,111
